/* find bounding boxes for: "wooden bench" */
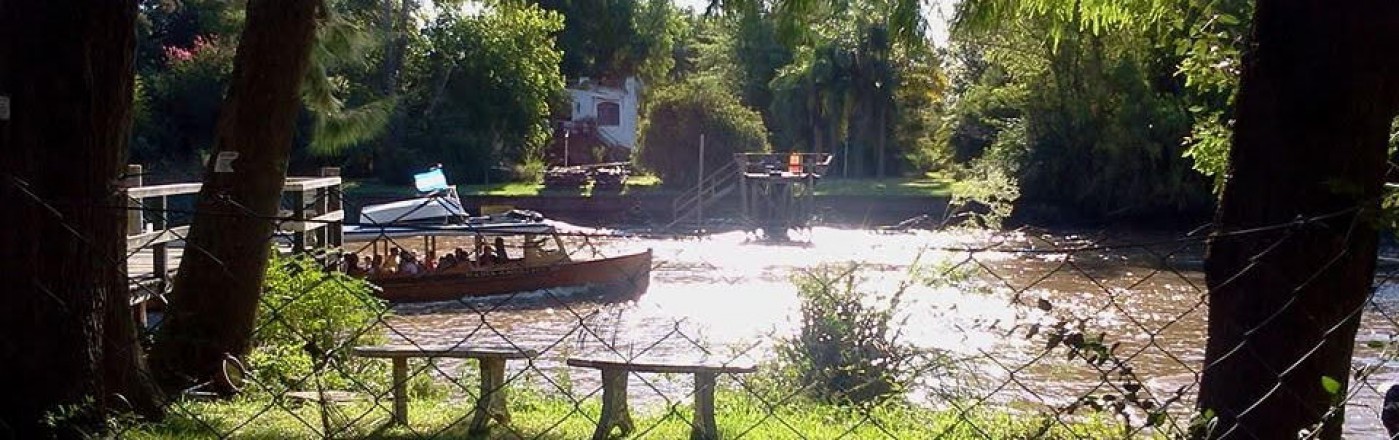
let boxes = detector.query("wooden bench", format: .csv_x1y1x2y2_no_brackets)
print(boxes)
567,356,757,440
353,344,537,433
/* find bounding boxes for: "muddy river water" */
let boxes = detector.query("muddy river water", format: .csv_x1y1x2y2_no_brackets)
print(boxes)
360,226,1399,438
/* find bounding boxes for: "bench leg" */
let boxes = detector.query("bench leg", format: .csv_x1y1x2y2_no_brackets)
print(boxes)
470,358,509,434
391,358,408,425
593,368,634,440
691,372,718,440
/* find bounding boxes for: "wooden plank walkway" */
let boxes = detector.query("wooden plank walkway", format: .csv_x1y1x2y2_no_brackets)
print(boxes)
126,243,297,305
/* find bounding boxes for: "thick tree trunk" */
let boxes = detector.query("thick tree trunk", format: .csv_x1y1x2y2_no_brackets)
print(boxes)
151,0,320,391
0,0,163,435
1195,2,1399,438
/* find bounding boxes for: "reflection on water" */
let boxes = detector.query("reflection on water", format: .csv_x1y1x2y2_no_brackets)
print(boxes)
363,227,1399,437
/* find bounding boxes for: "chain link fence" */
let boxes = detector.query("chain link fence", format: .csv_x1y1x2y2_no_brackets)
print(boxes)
19,170,1399,439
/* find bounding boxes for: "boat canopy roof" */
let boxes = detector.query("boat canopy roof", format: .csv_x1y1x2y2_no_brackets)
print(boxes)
344,221,555,240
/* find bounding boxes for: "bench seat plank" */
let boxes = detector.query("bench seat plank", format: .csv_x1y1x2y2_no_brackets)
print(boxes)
566,357,756,374
353,344,537,359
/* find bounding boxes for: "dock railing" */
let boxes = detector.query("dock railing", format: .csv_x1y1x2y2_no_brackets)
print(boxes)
123,164,344,311
733,152,833,177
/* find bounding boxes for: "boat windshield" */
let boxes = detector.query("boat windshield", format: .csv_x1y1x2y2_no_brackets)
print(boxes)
524,234,569,264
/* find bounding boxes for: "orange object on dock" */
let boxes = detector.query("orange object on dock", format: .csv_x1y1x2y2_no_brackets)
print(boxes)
787,153,802,174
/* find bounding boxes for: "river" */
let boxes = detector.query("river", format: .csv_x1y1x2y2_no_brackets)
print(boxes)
362,226,1399,438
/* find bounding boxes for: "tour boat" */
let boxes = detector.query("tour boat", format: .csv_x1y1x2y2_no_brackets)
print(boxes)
355,227,652,303
365,246,653,303
346,167,650,303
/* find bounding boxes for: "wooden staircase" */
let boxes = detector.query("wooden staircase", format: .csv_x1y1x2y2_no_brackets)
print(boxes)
667,160,739,230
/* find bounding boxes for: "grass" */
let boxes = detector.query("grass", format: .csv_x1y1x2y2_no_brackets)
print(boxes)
124,386,1122,439
812,173,953,197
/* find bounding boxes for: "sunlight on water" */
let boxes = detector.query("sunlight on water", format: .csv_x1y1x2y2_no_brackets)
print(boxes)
368,226,1399,437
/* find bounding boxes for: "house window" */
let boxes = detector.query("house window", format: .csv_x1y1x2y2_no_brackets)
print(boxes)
596,101,621,126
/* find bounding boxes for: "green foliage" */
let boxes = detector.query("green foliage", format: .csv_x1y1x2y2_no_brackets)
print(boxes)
387,3,565,184
894,43,949,172
949,0,1258,207
637,78,769,187
756,1,944,177
249,253,387,393
954,0,1168,41
777,263,937,405
1173,0,1252,190
731,4,793,119
939,9,1211,218
132,1,398,172
949,156,1021,228
537,0,685,86
132,35,236,166
302,9,396,155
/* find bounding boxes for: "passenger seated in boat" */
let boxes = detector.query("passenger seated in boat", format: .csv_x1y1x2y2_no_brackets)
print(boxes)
494,237,509,261
343,253,362,276
437,253,458,271
383,248,402,274
423,251,437,272
398,251,424,275
368,254,384,275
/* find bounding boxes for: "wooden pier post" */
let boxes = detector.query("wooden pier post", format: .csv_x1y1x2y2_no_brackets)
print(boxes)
125,164,143,235
320,167,342,250
124,164,147,327
291,186,307,254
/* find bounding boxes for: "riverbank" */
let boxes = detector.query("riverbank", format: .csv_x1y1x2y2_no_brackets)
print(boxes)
344,176,952,227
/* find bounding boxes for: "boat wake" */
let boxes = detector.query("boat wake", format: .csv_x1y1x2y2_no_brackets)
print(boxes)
390,285,628,315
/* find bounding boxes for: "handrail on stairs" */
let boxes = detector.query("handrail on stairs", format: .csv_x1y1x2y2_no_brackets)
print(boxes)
670,160,739,226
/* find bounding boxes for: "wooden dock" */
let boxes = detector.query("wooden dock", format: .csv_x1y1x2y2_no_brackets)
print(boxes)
734,153,831,239
123,165,345,314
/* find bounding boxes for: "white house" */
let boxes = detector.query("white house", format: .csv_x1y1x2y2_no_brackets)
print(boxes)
564,77,641,151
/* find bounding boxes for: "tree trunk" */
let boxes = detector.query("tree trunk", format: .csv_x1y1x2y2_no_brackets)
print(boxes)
0,0,163,435
809,84,822,154
1195,2,1399,439
151,0,320,391
876,97,887,178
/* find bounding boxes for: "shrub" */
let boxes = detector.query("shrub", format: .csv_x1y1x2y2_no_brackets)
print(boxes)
777,263,939,405
247,253,388,393
637,78,769,187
